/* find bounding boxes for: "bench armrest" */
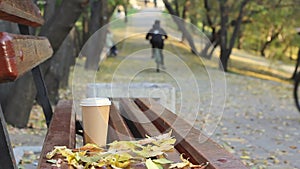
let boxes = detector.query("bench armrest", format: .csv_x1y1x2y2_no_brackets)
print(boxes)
37,100,75,169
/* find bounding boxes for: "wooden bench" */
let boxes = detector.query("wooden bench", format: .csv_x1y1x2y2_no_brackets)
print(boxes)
38,98,247,169
0,0,53,168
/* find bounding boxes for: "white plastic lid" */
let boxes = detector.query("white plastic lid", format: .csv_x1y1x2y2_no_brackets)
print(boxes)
80,98,111,106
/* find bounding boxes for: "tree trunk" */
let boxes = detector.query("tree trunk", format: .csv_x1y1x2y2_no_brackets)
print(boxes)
39,0,88,52
180,0,189,42
123,3,128,22
200,28,220,59
204,0,213,26
44,0,56,21
220,49,230,72
39,0,57,104
174,0,180,16
3,0,88,127
4,73,36,127
200,0,221,59
45,28,78,104
81,7,90,49
85,0,109,70
59,28,77,88
228,0,248,51
219,0,249,71
42,0,88,103
163,0,198,55
219,0,229,71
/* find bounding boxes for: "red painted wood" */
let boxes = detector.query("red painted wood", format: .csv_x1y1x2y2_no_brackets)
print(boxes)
135,98,247,169
0,32,17,81
0,32,53,83
37,100,75,169
107,102,134,142
0,0,44,27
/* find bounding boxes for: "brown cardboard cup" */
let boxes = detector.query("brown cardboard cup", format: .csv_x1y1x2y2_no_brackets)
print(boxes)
80,98,111,146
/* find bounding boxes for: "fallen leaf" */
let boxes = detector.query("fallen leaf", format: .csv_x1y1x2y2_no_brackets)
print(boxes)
146,159,162,169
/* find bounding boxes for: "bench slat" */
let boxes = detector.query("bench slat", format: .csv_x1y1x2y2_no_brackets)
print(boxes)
107,102,134,142
0,0,44,27
119,98,181,163
0,32,53,83
135,98,247,169
37,100,76,169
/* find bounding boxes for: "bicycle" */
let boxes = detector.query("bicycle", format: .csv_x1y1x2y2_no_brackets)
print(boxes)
153,48,165,72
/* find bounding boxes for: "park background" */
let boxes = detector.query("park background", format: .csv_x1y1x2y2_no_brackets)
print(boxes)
0,0,299,168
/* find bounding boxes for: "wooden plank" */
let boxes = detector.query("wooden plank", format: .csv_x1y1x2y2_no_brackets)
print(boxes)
37,100,76,169
0,0,44,27
135,98,247,169
0,105,17,169
0,32,53,83
107,102,134,143
119,98,181,163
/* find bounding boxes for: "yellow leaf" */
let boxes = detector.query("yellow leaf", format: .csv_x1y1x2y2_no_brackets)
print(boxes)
169,161,189,168
46,146,67,159
152,158,173,164
108,140,137,150
146,159,162,169
240,155,251,160
78,143,103,152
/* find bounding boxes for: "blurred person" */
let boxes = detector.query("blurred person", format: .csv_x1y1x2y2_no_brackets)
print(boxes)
106,29,118,56
146,20,168,71
154,0,157,7
116,8,125,19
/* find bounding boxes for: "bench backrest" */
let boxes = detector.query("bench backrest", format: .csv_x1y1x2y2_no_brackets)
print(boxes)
0,0,44,26
0,0,53,82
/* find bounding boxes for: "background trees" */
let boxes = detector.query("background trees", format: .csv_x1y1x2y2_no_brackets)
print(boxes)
166,0,300,71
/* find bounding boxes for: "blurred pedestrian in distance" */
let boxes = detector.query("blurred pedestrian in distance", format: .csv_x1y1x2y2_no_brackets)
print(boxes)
116,8,125,19
106,29,118,56
146,20,168,70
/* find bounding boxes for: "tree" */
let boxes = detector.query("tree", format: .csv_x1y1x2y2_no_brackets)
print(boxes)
163,0,198,55
84,0,124,70
84,0,108,70
218,0,250,71
241,0,300,60
199,0,220,59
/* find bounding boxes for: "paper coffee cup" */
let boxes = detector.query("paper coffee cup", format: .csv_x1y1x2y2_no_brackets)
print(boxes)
80,98,111,146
